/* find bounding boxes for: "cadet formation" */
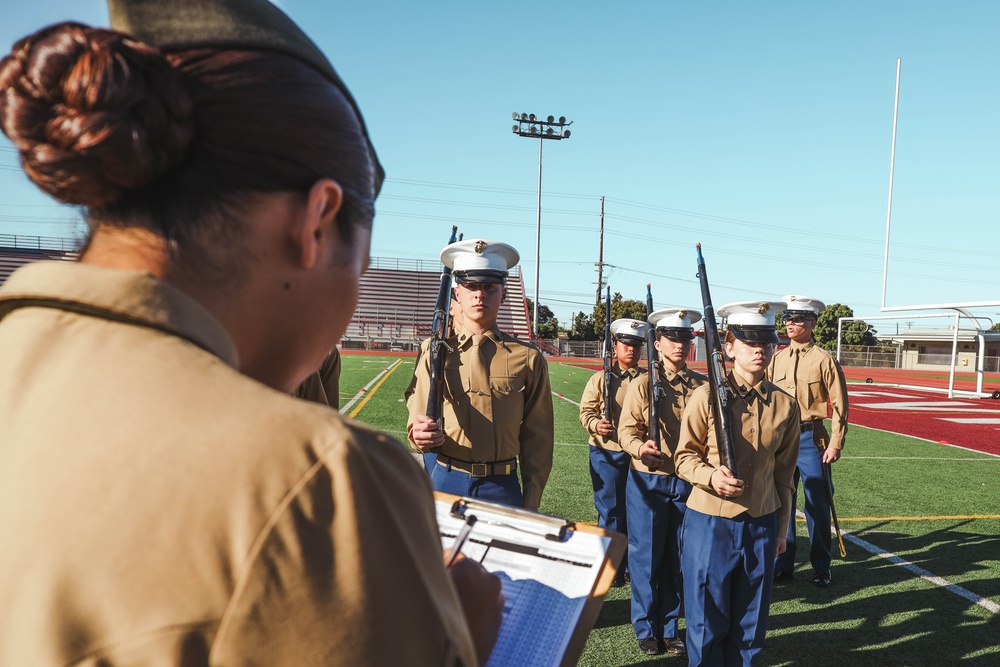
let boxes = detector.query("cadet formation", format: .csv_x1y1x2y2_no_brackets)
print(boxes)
0,1,849,665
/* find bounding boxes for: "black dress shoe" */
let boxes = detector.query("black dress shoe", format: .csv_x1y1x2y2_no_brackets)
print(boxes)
638,638,663,656
773,569,794,583
813,571,832,587
662,638,687,655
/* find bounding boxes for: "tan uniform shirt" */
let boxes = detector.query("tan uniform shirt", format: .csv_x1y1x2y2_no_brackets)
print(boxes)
674,375,801,538
618,365,708,474
767,341,849,450
407,322,554,509
295,347,342,409
0,262,476,667
578,363,646,452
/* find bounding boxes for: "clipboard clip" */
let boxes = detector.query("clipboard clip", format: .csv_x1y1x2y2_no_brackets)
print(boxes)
451,497,572,542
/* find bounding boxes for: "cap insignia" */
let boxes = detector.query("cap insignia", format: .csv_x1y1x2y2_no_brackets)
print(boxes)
678,310,688,319
758,303,770,315
474,240,487,254
629,321,639,329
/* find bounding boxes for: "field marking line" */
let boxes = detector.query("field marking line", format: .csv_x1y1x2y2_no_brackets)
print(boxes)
850,423,1000,458
839,526,1000,616
342,359,403,417
844,456,999,461
552,392,581,407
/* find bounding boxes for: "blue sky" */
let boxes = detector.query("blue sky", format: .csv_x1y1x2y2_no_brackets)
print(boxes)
2,1,998,332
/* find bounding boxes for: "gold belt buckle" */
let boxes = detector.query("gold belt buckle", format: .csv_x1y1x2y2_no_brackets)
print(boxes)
470,463,489,477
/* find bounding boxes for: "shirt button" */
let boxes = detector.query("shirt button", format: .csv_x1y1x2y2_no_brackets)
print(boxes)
750,428,755,434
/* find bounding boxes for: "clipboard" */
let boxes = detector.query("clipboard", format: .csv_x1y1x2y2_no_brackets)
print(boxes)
435,493,626,667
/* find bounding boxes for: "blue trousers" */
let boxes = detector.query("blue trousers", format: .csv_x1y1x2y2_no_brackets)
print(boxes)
427,455,523,507
589,446,631,572
775,430,832,575
681,509,776,667
626,469,690,641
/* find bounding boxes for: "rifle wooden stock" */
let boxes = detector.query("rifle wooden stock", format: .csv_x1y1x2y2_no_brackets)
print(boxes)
426,226,459,421
602,287,613,422
645,284,661,450
695,244,739,478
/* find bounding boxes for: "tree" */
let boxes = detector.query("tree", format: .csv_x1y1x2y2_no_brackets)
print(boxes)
592,292,648,332
814,303,878,351
990,323,1000,332
569,311,597,341
525,298,559,339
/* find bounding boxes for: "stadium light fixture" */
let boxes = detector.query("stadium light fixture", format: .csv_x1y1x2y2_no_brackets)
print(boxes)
510,112,573,339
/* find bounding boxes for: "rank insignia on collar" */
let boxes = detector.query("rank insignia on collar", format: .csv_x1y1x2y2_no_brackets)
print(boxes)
474,240,488,254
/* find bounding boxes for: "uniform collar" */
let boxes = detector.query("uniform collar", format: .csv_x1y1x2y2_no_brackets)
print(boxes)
661,364,693,386
728,372,771,403
0,261,239,368
617,362,641,378
455,321,502,349
789,340,814,353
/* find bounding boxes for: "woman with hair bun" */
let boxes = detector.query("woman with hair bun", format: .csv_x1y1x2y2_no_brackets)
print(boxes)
0,1,501,665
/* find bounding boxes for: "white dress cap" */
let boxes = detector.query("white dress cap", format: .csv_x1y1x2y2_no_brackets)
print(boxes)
610,318,650,345
440,239,520,284
781,294,825,318
648,308,703,341
717,300,785,343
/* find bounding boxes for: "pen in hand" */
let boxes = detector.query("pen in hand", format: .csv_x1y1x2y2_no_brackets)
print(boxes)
446,514,478,567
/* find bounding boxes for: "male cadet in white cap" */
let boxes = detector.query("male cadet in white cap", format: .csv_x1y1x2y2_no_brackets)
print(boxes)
579,317,650,586
618,308,707,656
407,239,554,510
768,295,849,588
675,301,800,667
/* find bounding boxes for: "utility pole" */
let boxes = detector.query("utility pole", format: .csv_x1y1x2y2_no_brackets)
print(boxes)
511,112,573,339
595,196,605,307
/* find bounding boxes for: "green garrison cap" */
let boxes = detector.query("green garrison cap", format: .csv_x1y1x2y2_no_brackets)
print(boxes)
108,0,384,195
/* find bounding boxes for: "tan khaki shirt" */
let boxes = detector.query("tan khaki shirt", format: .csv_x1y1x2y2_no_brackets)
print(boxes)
674,375,801,537
767,341,849,450
407,322,554,509
618,365,708,474
578,363,646,452
295,347,342,409
0,262,476,667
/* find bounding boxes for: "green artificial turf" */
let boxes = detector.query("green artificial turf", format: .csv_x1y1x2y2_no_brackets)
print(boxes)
340,353,1000,666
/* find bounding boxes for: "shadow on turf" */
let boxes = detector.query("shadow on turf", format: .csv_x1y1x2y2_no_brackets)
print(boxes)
766,523,1000,667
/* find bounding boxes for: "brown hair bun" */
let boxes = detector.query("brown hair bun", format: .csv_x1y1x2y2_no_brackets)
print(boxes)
0,22,193,207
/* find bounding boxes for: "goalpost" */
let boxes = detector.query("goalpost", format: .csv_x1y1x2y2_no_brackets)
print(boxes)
872,59,1000,399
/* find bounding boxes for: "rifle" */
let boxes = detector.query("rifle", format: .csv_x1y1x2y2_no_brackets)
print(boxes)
695,244,739,477
645,284,661,450
602,287,613,421
426,225,459,421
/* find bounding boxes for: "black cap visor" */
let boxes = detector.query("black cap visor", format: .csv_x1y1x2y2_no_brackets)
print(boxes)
782,309,817,321
730,326,779,344
614,334,645,347
453,270,508,285
656,327,696,342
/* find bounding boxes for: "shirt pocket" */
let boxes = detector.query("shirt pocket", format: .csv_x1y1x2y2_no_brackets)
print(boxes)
490,375,525,429
805,372,824,406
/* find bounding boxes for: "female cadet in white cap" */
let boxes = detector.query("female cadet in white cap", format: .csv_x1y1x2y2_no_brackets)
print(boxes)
769,295,849,588
618,308,707,656
578,317,650,585
407,239,555,510
674,301,800,667
0,2,501,664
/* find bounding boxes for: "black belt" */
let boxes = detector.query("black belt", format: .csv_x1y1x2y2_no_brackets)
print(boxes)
436,454,518,477
800,420,821,432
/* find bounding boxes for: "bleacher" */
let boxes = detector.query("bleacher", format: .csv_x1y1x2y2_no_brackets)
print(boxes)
342,256,534,351
0,235,79,284
0,241,537,352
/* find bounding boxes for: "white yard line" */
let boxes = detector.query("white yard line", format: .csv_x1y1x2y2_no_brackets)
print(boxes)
340,359,403,414
806,511,1000,617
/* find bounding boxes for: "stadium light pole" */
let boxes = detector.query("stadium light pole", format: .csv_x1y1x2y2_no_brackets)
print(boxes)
512,112,572,339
